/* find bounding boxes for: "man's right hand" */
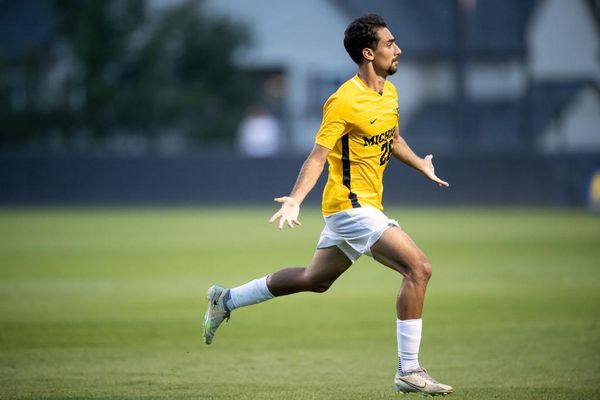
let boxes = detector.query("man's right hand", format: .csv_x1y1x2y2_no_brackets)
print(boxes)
269,196,301,230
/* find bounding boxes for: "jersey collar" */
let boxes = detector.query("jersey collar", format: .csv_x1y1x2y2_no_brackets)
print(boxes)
352,74,387,96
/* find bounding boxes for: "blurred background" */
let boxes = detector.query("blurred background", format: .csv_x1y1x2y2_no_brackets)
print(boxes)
1,0,599,207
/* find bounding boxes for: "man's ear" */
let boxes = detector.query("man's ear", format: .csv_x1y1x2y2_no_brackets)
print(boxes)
362,47,375,61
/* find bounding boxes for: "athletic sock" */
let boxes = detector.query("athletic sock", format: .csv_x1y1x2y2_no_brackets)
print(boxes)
397,318,422,374
226,275,274,311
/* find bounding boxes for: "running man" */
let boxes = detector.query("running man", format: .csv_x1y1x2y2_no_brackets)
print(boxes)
203,14,453,396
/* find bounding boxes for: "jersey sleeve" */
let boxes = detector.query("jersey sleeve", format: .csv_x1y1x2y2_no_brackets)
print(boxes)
315,94,350,150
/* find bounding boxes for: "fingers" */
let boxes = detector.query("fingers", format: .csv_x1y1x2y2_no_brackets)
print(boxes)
269,196,301,230
436,178,450,187
268,210,281,224
279,216,301,230
269,197,288,225
430,172,449,187
424,154,449,187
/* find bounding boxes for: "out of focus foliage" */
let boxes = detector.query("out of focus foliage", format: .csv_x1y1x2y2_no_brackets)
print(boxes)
0,0,257,152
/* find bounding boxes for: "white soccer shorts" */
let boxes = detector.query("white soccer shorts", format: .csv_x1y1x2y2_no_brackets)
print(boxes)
316,206,400,263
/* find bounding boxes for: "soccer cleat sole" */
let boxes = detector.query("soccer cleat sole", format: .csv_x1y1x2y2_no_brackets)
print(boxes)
394,383,452,396
395,390,450,397
202,293,213,344
203,288,221,344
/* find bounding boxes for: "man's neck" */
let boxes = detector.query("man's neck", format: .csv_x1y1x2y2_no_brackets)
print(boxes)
357,64,387,94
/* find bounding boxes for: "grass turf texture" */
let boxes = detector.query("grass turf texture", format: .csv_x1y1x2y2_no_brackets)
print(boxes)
0,206,599,399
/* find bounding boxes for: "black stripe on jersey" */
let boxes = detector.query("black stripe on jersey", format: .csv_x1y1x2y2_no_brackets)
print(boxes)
341,134,361,208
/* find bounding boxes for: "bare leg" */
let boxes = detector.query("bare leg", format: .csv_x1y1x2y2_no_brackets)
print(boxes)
266,246,353,296
370,226,432,320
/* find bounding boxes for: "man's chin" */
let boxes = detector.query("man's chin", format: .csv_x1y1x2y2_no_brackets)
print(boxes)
387,67,398,76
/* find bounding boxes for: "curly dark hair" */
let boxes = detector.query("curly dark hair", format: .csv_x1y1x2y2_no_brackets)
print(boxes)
343,14,388,64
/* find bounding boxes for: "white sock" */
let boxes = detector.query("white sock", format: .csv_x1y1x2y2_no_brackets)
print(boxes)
397,318,422,373
226,275,274,311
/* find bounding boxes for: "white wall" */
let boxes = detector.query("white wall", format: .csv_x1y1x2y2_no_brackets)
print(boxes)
203,0,349,70
528,0,600,80
467,61,527,100
391,61,454,124
562,88,600,151
539,87,600,153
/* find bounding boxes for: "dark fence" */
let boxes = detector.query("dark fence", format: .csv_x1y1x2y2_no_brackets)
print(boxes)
0,154,598,206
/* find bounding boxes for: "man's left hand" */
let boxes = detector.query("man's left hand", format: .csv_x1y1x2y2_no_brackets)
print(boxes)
421,155,449,187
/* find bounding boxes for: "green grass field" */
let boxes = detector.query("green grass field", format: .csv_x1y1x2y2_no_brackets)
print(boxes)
0,206,599,399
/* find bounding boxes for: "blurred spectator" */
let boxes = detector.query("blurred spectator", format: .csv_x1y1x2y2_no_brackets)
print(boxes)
237,107,282,157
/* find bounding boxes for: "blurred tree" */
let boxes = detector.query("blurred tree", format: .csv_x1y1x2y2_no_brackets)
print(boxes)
0,0,257,152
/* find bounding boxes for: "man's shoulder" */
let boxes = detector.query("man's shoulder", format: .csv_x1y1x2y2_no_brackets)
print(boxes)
384,80,398,96
336,75,364,96
325,76,363,108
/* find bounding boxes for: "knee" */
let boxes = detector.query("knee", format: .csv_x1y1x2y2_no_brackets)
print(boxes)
409,258,432,284
311,282,331,293
303,273,332,293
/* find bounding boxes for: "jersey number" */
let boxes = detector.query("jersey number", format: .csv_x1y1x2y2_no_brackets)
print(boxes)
380,140,394,166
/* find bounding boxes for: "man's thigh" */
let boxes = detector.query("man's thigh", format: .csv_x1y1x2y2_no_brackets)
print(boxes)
370,226,427,275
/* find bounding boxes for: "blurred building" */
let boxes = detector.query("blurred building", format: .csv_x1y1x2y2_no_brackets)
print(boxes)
204,0,600,155
2,0,599,156
1,0,599,206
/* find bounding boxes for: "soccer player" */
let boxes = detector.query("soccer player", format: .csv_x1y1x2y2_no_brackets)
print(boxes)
203,14,453,396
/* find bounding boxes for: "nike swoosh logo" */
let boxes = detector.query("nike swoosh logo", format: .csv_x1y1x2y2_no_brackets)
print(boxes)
370,118,377,124
400,378,427,390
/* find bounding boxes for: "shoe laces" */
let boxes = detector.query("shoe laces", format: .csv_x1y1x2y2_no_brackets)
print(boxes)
415,368,440,384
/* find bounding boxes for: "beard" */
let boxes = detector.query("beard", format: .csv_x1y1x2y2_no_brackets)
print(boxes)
387,60,398,75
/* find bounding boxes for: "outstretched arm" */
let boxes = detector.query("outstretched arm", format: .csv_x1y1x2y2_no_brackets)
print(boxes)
392,127,449,187
269,144,330,229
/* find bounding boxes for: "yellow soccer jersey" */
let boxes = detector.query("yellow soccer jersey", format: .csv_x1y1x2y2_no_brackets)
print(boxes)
315,74,399,215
